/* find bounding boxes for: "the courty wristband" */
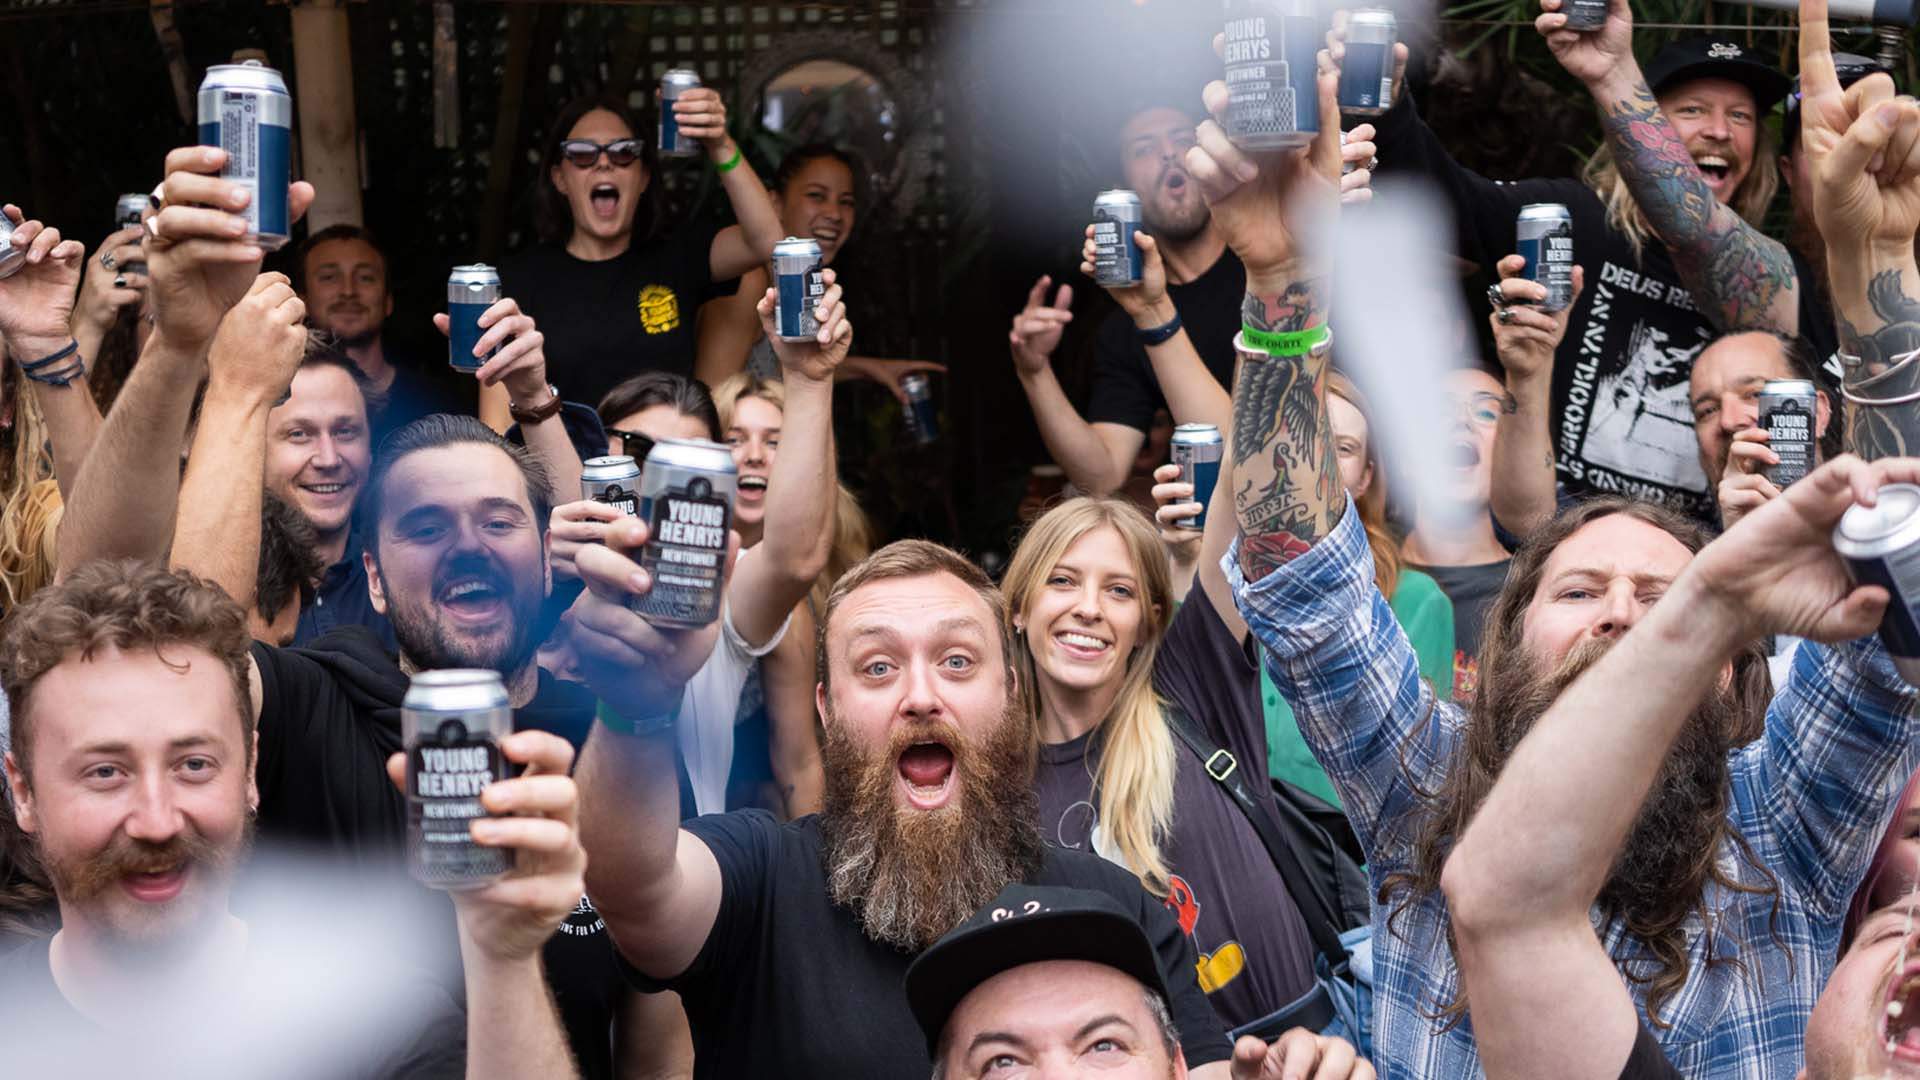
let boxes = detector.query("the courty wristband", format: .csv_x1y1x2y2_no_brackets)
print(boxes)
1238,323,1332,358
596,698,682,738
715,146,745,173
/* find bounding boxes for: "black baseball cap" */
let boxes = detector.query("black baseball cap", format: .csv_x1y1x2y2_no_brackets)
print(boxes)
1644,36,1793,112
903,884,1172,1055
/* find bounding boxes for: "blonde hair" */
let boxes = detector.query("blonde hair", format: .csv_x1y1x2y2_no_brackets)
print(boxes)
0,379,61,612
1582,120,1778,260
1002,497,1177,896
1326,372,1402,598
712,371,873,612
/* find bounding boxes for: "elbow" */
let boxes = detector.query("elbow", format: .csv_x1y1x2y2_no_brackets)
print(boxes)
1439,843,1503,945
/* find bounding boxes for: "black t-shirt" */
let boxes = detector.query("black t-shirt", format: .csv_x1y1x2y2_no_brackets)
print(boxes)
1033,595,1317,1029
249,626,620,1080
617,810,1231,1079
1410,558,1510,701
502,223,729,410
1088,249,1246,434
372,361,468,449
0,933,466,1078
1620,1019,1686,1079
1377,91,1839,524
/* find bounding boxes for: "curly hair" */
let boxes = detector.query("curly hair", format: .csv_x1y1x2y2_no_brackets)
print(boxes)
0,365,61,614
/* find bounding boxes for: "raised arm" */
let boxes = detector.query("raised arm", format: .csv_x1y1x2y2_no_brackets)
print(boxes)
762,601,825,817
693,268,766,388
0,208,100,500
724,270,847,648
670,87,783,281
569,519,734,979
1541,0,1798,334
56,146,315,577
435,297,583,501
1008,276,1142,495
68,226,147,378
1079,227,1232,431
171,274,308,615
1442,453,1906,1079
1487,255,1584,538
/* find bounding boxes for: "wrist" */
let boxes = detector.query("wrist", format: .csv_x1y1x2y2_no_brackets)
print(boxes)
707,137,739,164
1586,64,1646,101
9,333,74,363
1659,572,1753,657
1502,368,1552,401
203,375,283,413
1130,297,1177,329
596,697,680,739
1244,262,1325,300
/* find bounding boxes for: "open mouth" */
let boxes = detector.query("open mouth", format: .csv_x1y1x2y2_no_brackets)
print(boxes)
1885,960,1920,1060
896,740,957,809
812,225,842,246
1164,170,1189,194
590,183,621,219
1449,441,1482,468
437,575,509,621
738,475,768,496
1695,155,1732,186
1053,628,1113,660
122,865,188,904
300,481,354,500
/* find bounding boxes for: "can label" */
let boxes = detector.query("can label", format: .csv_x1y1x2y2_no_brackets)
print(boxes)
1339,40,1393,112
199,92,290,244
1518,221,1574,312
777,267,826,341
1761,397,1815,488
448,300,497,372
1563,0,1609,28
1851,550,1920,659
1093,212,1142,287
407,721,510,887
591,481,639,518
1224,6,1319,148
634,478,731,626
905,395,939,445
1173,451,1221,530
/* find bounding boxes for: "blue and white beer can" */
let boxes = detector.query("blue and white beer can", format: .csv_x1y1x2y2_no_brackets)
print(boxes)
197,61,292,251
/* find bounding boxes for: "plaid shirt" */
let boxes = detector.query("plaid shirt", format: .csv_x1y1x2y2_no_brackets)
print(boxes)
1227,503,1920,1079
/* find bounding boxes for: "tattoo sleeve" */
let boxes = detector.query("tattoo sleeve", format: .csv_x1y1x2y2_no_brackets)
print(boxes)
1232,277,1343,582
1839,269,1920,462
1597,82,1798,334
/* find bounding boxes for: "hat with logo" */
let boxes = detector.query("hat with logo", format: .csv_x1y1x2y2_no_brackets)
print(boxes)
903,884,1172,1054
1643,36,1793,112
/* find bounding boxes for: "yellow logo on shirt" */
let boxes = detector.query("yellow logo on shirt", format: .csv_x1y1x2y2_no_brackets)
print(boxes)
637,285,681,334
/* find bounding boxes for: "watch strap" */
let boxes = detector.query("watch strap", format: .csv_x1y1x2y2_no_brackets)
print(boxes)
508,384,564,425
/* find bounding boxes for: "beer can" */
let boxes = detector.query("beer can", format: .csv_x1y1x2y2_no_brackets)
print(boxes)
115,193,152,229
1758,380,1817,489
1092,190,1144,288
773,237,827,343
0,211,23,281
658,69,704,159
1171,424,1225,529
634,438,736,627
447,264,502,372
1834,483,1920,687
583,455,642,517
1516,203,1575,313
902,373,939,445
1339,9,1397,114
404,670,513,890
1223,0,1321,151
197,61,293,251
1562,0,1609,31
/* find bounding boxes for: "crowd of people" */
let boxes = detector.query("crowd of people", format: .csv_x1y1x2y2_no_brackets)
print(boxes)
2,0,1920,1076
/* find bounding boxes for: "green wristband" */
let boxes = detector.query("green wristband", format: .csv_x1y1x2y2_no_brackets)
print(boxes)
596,698,681,738
715,146,744,173
1239,324,1331,357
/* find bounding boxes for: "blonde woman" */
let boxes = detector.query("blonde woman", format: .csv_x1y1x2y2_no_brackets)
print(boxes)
1003,490,1342,1038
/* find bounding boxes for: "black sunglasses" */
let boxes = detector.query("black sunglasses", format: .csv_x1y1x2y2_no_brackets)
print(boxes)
607,428,655,463
559,138,642,169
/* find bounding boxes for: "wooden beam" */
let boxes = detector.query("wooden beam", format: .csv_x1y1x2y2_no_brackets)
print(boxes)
477,2,537,261
148,0,193,127
289,0,363,230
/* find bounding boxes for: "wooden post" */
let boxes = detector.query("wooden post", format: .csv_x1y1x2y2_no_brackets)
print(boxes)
289,0,363,230
149,0,194,128
477,3,538,262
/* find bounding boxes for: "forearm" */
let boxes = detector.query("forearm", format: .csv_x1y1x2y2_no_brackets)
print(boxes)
764,617,824,817
1592,74,1796,333
576,722,707,975
1016,367,1130,493
692,287,759,389
56,331,204,576
1490,372,1558,538
1137,296,1231,430
19,373,103,501
758,374,835,586
1231,269,1341,582
477,381,510,435
171,383,271,608
1830,255,1920,461
458,941,578,1080
520,410,583,509
711,157,784,280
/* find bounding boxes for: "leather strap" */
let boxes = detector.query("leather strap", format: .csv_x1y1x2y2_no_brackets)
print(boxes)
509,384,563,425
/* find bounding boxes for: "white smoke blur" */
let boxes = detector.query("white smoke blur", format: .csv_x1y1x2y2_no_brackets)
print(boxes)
1328,181,1480,525
3,850,470,1079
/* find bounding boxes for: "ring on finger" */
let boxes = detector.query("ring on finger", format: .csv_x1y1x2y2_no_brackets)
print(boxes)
144,216,162,240
1497,308,1517,325
1485,283,1509,310
1365,155,1380,172
100,251,116,270
113,274,127,289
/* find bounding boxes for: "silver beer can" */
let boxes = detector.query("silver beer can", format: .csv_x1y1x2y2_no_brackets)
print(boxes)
634,438,737,627
1516,203,1575,313
1223,0,1320,151
196,60,294,251
116,193,153,229
1834,483,1920,687
404,669,513,890
1092,190,1144,288
1757,379,1817,489
658,69,705,159
582,455,642,517
1338,9,1397,115
772,236,827,343
0,211,23,281
1170,424,1225,530
447,264,503,372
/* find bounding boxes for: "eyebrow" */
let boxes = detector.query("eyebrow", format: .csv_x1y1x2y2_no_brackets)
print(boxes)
1072,1014,1135,1042
395,496,529,520
1692,374,1768,408
1549,567,1675,589
74,734,221,757
847,616,989,645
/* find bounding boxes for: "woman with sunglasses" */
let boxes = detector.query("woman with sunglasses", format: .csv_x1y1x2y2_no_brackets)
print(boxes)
500,92,785,420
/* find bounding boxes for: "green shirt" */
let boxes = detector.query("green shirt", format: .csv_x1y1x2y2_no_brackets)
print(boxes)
1262,568,1455,807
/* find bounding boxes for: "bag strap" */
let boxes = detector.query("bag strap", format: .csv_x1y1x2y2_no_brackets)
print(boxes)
1164,705,1351,970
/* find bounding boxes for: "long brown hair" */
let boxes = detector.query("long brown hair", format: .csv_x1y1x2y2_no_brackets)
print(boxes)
1380,497,1777,1028
1583,122,1778,260
1328,371,1402,598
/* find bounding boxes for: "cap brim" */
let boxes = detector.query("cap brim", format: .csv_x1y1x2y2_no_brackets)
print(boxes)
905,907,1172,1055
1653,61,1793,111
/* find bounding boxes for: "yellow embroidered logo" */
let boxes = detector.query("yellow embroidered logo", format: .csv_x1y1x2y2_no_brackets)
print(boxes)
637,285,681,334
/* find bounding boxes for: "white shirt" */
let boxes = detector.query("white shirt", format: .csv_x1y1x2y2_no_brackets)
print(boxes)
677,596,790,816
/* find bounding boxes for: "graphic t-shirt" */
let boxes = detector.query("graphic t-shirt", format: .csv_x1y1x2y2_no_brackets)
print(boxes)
1088,249,1247,434
502,222,730,409
1410,559,1511,702
1377,91,1838,522
1032,595,1317,1029
617,811,1231,1079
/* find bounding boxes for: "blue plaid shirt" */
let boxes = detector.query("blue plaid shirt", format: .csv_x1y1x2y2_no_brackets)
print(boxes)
1227,502,1920,1079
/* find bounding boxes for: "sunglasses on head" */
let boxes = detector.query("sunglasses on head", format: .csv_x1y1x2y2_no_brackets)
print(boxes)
559,138,642,169
607,428,656,463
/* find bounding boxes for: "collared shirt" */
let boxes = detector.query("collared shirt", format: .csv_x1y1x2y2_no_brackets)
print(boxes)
1228,501,1920,1080
294,547,396,655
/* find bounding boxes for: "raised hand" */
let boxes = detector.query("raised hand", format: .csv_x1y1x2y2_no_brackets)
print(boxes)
671,87,732,155
1009,275,1074,376
1799,0,1918,255
0,207,85,359
206,272,307,400
549,499,627,582
1489,255,1584,384
146,145,315,349
1150,462,1204,569
71,225,149,340
844,356,948,405
1717,428,1782,531
756,267,852,383
1536,0,1635,89
1326,11,1410,110
1230,1029,1376,1080
433,296,550,402
1339,122,1377,206
1081,224,1170,323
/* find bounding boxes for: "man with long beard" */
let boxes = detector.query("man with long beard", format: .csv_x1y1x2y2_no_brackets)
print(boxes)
1197,29,1920,1080
569,536,1238,1078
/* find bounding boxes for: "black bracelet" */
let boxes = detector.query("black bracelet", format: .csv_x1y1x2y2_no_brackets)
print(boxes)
1135,312,1183,347
22,358,86,387
17,339,78,373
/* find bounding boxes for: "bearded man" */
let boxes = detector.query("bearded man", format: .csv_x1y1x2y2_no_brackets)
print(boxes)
570,537,1236,1078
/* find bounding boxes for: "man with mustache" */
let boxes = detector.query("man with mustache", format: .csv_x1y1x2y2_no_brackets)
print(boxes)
1688,329,1840,530
0,560,586,1078
1199,32,1920,1079
568,534,1242,1077
300,224,461,442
